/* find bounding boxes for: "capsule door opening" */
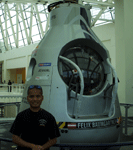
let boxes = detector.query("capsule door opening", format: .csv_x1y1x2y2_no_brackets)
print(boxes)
58,46,106,96
58,42,110,119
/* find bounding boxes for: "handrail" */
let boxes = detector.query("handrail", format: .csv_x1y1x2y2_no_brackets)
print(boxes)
59,55,84,119
0,137,133,149
0,95,22,97
0,84,25,94
120,103,133,107
120,103,133,135
106,58,118,117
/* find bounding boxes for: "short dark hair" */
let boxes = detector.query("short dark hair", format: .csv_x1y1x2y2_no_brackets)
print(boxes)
27,85,43,95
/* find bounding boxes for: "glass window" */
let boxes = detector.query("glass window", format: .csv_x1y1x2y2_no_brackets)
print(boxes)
3,23,5,30
13,24,16,33
1,15,4,23
0,33,3,39
37,4,44,12
19,32,23,40
19,40,24,46
0,2,114,52
8,28,13,36
11,42,16,48
58,42,106,95
25,12,30,18
9,35,14,43
7,20,11,28
20,21,24,30
0,9,2,15
40,13,46,22
32,34,41,42
42,21,46,31
32,25,39,36
18,14,22,22
24,39,28,45
26,18,30,28
22,30,26,39
10,11,16,17
32,16,37,26
12,16,16,25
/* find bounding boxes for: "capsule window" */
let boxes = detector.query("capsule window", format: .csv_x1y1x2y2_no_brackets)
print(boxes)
58,46,106,95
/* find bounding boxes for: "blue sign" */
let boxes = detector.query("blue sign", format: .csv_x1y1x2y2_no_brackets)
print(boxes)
39,63,51,67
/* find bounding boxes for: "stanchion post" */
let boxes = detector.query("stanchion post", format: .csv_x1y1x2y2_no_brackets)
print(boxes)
124,105,130,135
0,140,1,150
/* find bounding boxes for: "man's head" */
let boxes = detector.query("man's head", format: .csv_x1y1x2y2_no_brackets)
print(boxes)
27,85,43,111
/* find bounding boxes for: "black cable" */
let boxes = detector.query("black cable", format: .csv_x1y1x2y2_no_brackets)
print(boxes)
48,0,78,12
48,1,63,12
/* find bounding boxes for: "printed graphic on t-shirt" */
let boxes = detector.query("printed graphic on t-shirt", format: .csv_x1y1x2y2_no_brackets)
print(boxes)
39,119,47,127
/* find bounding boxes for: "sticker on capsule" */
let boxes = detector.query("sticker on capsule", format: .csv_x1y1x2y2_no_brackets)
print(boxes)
35,75,50,80
39,63,51,67
77,118,117,128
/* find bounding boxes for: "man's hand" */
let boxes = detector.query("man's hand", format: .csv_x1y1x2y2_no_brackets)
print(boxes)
32,145,43,150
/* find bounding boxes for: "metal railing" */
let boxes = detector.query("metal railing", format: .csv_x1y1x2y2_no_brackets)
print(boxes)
0,93,133,149
0,97,21,120
120,103,133,135
0,84,25,94
0,137,133,150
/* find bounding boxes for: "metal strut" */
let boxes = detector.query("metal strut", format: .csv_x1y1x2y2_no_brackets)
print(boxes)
106,58,118,117
59,55,84,119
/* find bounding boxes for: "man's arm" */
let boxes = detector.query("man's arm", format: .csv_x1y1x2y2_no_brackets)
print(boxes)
42,138,57,150
12,134,35,149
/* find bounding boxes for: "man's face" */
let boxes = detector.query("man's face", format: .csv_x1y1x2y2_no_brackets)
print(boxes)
27,88,43,109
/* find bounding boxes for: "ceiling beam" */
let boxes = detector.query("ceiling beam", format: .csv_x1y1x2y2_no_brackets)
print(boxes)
16,3,19,48
83,0,114,6
6,4,17,48
0,15,7,51
19,3,29,44
0,0,114,6
4,3,9,51
34,4,44,37
28,4,33,45
92,17,114,22
91,7,106,27
0,0,48,4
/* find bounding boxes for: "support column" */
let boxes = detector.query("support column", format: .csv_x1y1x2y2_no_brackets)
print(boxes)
115,0,133,115
0,63,2,83
25,55,29,82
3,60,7,83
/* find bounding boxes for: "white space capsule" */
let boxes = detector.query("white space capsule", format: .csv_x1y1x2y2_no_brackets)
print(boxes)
19,0,122,149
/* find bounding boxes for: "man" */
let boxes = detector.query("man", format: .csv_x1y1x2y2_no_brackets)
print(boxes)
8,80,12,92
9,85,61,150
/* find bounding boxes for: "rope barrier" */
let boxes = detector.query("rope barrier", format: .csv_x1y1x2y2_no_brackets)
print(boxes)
54,142,133,148
0,137,133,148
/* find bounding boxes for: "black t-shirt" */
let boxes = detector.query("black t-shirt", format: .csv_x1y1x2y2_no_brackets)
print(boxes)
9,108,61,150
